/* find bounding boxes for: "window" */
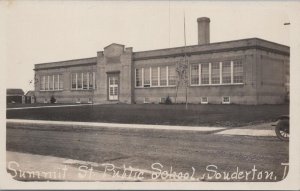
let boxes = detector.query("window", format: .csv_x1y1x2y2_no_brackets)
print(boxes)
144,68,150,87
59,74,63,90
211,62,220,84
189,60,243,86
201,97,208,104
72,73,77,89
151,67,159,86
168,65,176,86
222,96,230,104
49,76,54,90
135,66,178,88
160,66,167,86
201,63,209,84
71,72,95,90
233,60,243,83
191,64,199,85
77,73,82,89
76,98,81,104
144,97,150,103
45,76,49,90
40,76,45,90
88,73,94,89
222,61,231,84
135,68,143,87
40,74,63,91
88,98,93,103
160,97,166,104
54,75,59,90
83,73,88,89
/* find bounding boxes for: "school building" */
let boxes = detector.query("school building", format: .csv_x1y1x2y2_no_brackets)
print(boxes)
34,17,290,105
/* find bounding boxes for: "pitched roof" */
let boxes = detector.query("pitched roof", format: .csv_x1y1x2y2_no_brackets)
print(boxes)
25,90,35,96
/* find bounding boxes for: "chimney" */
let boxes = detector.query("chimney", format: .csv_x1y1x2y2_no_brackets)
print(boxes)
197,17,210,45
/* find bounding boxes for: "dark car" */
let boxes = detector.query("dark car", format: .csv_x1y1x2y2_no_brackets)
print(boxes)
274,115,289,141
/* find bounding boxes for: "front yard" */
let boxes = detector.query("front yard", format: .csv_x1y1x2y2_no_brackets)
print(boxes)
6,103,289,127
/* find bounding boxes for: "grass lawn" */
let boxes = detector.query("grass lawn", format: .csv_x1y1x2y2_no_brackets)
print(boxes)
6,103,289,127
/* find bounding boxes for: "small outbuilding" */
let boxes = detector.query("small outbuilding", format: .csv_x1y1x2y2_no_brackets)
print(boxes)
25,91,36,104
7,89,25,104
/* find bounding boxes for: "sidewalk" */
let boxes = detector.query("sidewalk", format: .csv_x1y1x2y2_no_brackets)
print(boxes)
6,119,276,137
216,122,276,137
6,119,226,133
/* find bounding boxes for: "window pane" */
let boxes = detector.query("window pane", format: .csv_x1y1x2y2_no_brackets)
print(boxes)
45,76,49,90
144,68,150,87
151,67,159,86
191,64,199,85
201,63,209,84
83,73,88,89
160,66,167,86
40,76,45,90
136,69,142,87
168,65,176,86
72,73,76,89
59,74,63,90
222,61,231,84
49,76,53,90
88,73,93,89
211,62,220,84
54,75,59,90
77,73,82,89
233,60,243,83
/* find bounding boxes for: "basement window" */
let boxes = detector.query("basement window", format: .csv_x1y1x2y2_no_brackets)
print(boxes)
88,98,93,104
144,97,150,104
222,96,230,104
160,97,166,104
76,98,81,104
201,97,208,104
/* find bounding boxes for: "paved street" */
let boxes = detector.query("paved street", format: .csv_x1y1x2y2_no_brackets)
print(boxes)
6,121,289,182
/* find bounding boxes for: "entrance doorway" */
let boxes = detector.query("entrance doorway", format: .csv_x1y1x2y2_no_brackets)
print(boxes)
108,75,119,101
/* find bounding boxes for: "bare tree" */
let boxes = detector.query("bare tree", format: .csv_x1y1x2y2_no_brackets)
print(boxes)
174,57,189,109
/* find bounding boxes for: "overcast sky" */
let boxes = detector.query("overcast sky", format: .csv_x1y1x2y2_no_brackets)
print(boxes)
3,1,292,92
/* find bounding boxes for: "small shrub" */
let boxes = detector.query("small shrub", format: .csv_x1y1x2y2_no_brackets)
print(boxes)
50,95,56,104
165,96,172,105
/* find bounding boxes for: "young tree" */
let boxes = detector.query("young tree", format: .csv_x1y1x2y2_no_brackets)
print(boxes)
175,56,189,109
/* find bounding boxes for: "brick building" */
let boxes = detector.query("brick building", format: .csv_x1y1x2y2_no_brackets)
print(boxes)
34,17,290,105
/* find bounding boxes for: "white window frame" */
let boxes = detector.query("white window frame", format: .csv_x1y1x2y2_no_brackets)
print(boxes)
201,97,208,104
71,72,95,90
188,60,243,87
199,63,202,85
93,72,96,89
40,74,63,91
232,60,244,84
220,62,223,84
166,66,169,86
160,97,166,103
158,67,161,86
143,97,150,104
190,64,200,86
222,96,231,104
231,61,234,84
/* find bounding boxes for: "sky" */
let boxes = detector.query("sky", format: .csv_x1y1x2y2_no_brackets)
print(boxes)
2,1,292,92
